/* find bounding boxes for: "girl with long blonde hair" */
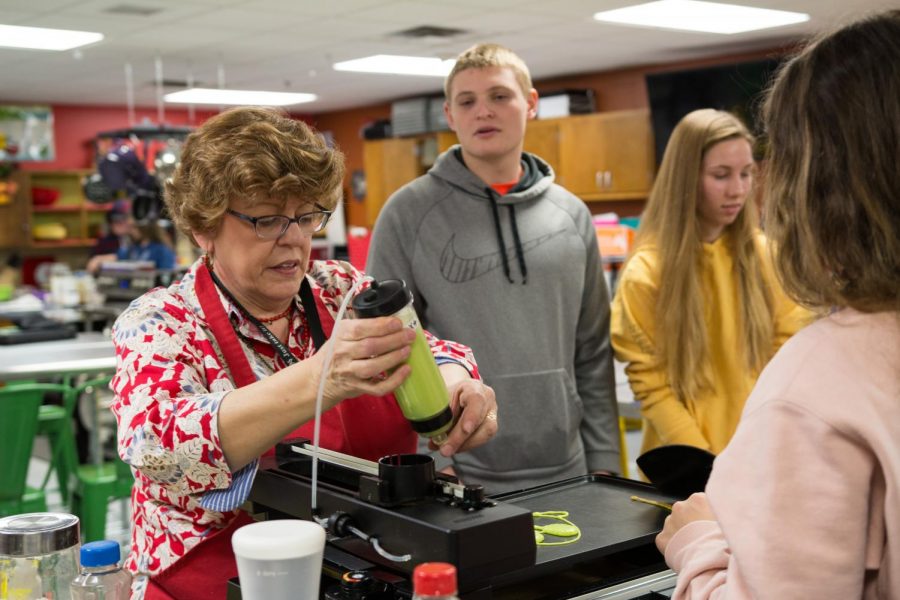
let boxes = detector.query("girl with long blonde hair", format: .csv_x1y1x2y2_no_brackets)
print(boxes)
611,108,810,456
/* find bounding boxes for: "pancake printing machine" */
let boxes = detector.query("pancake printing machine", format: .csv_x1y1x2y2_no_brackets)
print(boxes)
233,441,680,599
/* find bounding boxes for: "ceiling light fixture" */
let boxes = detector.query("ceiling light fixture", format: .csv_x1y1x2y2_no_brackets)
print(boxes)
333,55,455,77
0,24,104,51
593,0,809,34
164,88,317,106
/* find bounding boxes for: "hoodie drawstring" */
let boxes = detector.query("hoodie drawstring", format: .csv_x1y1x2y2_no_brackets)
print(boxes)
507,204,527,285
487,191,514,284
486,188,527,284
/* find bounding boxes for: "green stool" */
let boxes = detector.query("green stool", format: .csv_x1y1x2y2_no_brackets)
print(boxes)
7,377,80,505
69,458,133,542
64,376,134,542
0,383,71,516
37,401,73,503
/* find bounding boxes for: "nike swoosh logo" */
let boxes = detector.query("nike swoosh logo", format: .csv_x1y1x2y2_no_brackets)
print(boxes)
439,229,567,283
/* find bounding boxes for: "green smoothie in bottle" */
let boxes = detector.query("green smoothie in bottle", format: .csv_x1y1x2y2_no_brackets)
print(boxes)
351,279,453,444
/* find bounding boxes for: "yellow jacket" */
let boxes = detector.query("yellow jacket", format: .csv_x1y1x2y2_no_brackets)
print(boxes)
611,232,813,455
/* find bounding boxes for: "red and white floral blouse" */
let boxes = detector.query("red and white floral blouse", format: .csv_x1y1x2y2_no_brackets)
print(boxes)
110,258,478,587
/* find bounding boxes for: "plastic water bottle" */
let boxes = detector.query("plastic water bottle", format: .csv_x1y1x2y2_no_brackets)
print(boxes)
351,279,454,445
412,562,459,600
70,540,131,600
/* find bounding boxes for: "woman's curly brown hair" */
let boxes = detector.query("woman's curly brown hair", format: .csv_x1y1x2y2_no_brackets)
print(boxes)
165,106,345,242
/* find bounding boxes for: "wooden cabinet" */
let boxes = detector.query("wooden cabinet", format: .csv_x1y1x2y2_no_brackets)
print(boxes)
557,109,655,200
523,118,562,177
362,138,422,229
0,171,28,249
436,131,458,154
361,109,655,226
1,170,111,250
429,119,562,175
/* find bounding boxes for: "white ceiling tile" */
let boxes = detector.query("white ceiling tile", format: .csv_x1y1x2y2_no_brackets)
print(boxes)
185,8,316,33
347,1,485,25
0,0,79,12
0,10,38,25
234,0,394,18
0,0,893,112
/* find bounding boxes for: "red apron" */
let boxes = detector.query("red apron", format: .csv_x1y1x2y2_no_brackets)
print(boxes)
145,263,415,599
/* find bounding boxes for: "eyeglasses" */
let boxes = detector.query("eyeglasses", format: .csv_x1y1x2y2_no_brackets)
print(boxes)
226,208,332,239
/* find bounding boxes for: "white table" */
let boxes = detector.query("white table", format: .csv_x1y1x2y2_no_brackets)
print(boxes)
0,332,116,465
0,332,116,382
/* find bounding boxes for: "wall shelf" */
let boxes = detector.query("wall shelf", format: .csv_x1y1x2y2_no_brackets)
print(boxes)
31,239,96,248
0,169,108,250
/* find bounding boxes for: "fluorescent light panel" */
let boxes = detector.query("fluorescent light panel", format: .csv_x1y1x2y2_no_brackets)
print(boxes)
593,0,810,34
333,55,455,77
164,88,317,106
0,24,104,51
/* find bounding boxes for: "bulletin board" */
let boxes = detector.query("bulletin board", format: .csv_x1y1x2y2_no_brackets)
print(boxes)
0,105,55,162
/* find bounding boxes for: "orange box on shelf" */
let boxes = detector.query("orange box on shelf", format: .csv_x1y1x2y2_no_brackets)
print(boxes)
596,225,634,259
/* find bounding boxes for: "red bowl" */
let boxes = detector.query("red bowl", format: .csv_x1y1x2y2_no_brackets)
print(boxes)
32,187,60,206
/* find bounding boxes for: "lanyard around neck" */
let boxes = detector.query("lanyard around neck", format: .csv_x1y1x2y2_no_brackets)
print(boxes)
206,267,296,366
205,264,327,365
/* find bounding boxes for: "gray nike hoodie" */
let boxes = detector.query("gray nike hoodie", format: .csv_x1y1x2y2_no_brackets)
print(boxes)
367,146,620,494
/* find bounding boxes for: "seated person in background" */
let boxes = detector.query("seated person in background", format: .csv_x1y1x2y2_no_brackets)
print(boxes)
656,10,900,598
610,109,812,458
115,219,176,269
89,199,132,257
110,106,498,600
87,218,176,272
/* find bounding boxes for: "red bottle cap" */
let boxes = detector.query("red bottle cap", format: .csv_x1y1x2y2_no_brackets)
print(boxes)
413,562,457,596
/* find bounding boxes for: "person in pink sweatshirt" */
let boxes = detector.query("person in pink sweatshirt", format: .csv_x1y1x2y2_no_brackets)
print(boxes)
655,9,900,599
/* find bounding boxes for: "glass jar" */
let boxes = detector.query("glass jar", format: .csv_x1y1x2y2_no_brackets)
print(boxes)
0,513,80,600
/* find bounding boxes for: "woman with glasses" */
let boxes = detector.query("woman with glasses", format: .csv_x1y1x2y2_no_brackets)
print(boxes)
109,106,498,600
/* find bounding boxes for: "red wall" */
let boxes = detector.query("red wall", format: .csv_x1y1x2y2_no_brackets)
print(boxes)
17,104,313,171
11,44,789,223
17,105,212,171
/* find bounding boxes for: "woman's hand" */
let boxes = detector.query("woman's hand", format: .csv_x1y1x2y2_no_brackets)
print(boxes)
655,492,717,554
312,316,415,406
430,364,498,456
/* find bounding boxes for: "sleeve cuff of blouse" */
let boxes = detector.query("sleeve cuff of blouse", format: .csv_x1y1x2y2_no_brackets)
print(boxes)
664,519,727,572
435,357,477,379
199,459,259,512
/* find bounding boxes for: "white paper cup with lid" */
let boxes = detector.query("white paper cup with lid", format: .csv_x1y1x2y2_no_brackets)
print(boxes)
231,519,326,600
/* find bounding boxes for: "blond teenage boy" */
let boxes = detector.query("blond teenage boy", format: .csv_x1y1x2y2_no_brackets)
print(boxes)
367,44,620,494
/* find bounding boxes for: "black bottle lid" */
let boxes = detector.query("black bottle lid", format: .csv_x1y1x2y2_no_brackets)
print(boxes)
351,279,412,318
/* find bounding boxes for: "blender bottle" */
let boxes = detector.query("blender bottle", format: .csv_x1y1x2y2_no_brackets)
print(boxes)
351,279,453,445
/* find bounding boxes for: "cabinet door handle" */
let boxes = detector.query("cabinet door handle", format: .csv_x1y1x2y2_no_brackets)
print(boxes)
595,171,603,190
604,171,613,189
